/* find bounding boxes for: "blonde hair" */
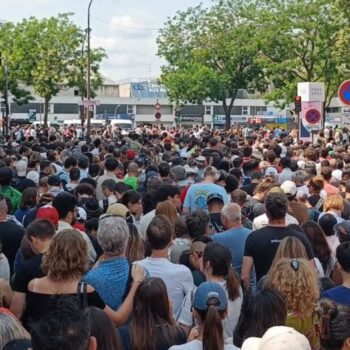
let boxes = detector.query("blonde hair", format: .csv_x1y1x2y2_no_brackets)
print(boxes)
254,177,276,195
155,201,178,226
324,194,344,212
266,258,319,315
0,313,30,348
41,229,88,282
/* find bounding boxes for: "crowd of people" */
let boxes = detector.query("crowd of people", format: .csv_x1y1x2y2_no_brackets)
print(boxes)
0,122,350,350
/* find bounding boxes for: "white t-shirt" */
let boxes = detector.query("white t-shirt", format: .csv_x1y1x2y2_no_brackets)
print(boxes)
134,257,194,321
169,340,239,350
138,209,155,239
178,281,243,342
252,213,298,230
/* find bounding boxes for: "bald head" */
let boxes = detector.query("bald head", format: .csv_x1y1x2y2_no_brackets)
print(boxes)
221,203,241,229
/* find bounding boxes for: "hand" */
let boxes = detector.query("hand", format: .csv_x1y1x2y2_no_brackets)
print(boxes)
188,326,200,342
132,264,146,283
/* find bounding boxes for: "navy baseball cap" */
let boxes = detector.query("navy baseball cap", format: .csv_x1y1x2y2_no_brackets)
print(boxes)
207,193,224,204
192,281,228,311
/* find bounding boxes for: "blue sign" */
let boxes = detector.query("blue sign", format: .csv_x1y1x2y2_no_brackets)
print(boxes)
339,80,350,106
96,114,132,121
131,83,168,99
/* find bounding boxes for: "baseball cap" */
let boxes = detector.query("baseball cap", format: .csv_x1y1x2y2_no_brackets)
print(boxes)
27,170,40,185
36,206,59,226
207,193,224,204
15,160,27,177
2,339,32,350
192,281,228,311
127,150,136,160
281,181,297,197
334,220,350,243
196,156,207,165
106,203,130,219
241,326,311,350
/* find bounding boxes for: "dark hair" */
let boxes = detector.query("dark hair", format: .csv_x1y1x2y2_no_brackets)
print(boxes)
336,242,350,273
243,146,252,157
75,183,95,197
322,167,333,181
154,185,180,203
316,299,350,350
158,162,170,177
280,157,291,169
203,243,240,301
89,307,121,350
26,219,56,240
85,217,99,233
69,168,80,182
114,182,131,195
185,210,210,239
265,192,288,220
79,177,97,189
101,179,116,192
19,187,37,210
147,215,173,250
40,160,51,172
319,214,337,237
225,175,239,193
302,221,332,273
78,155,89,170
104,157,119,171
64,157,77,169
30,298,91,350
120,190,141,208
130,278,180,350
89,163,100,178
233,289,287,347
52,192,78,219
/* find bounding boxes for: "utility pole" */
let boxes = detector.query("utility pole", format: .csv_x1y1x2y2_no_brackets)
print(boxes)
86,0,93,137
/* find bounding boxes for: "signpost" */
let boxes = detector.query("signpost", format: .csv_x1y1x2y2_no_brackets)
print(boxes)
338,80,350,106
78,100,100,107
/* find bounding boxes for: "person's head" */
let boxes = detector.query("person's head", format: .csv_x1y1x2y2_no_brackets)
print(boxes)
104,157,119,172
69,167,80,183
155,201,178,226
64,157,77,171
126,222,145,262
308,176,324,195
119,190,142,216
19,187,38,210
39,160,52,176
315,299,350,350
202,243,240,301
97,216,129,256
319,213,337,237
158,161,170,178
78,155,89,170
0,167,14,186
31,298,96,350
192,281,228,350
204,166,220,183
26,219,56,254
52,192,78,223
147,215,174,251
0,313,30,349
131,278,175,350
114,182,132,200
233,289,287,348
207,193,224,213
185,210,210,239
231,189,248,207
101,179,116,197
324,194,344,213
253,177,275,200
127,162,139,176
301,221,332,269
156,184,181,208
336,241,350,276
322,167,333,182
266,258,319,314
220,203,242,230
75,183,95,199
280,157,291,169
88,307,120,350
41,229,88,282
265,192,288,222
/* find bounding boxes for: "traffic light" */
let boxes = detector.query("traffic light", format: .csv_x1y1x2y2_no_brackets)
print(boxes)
294,96,302,113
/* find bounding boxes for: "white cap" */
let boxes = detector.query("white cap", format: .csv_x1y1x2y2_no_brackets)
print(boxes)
242,326,311,350
297,160,305,170
16,160,27,177
281,180,297,197
27,170,40,185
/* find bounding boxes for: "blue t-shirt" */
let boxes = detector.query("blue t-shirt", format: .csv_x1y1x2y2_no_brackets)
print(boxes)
212,227,251,277
184,183,229,212
84,257,130,310
323,285,350,306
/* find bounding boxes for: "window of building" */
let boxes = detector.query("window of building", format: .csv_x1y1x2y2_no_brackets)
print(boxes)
127,105,134,114
242,106,249,115
205,105,211,115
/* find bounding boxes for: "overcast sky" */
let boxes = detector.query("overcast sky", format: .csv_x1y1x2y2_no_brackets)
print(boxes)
1,0,211,82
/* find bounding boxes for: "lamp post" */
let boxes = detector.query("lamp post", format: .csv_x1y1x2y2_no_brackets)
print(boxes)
86,0,93,137
114,104,121,119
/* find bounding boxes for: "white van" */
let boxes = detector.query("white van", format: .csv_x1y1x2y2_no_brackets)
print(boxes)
110,119,133,132
31,121,60,128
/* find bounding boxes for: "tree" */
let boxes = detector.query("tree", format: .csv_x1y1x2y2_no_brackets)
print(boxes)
247,0,350,108
157,0,266,129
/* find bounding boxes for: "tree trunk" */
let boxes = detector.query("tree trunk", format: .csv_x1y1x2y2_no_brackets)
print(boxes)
43,96,50,128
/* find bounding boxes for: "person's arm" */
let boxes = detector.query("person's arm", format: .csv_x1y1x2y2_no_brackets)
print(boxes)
10,292,26,320
0,279,12,307
241,256,254,291
103,265,145,326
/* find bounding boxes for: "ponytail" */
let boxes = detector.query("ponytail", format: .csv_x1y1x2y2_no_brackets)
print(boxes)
226,266,240,301
202,305,225,350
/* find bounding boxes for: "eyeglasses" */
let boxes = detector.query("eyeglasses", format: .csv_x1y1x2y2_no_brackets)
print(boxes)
290,259,300,271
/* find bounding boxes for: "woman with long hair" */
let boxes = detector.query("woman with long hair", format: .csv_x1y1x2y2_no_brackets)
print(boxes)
125,222,145,262
25,229,145,330
233,289,287,348
14,187,38,223
155,201,178,226
302,221,336,277
170,281,238,350
118,277,186,350
265,258,320,349
179,243,242,341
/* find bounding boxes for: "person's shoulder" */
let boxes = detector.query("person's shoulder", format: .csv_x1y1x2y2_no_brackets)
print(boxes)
323,285,349,298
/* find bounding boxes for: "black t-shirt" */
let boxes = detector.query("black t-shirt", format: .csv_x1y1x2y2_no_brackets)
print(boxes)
12,254,45,293
244,225,314,281
209,212,224,233
240,183,257,196
118,324,187,350
0,221,24,274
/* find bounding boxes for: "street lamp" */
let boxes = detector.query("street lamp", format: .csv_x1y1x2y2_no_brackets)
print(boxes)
86,0,93,137
114,104,121,119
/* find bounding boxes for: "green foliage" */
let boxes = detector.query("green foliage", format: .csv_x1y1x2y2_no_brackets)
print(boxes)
157,0,266,129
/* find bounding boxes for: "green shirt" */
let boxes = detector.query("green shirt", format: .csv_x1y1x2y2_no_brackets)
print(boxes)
0,186,22,214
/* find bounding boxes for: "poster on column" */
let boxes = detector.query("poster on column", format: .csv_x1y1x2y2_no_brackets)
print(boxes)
299,101,323,142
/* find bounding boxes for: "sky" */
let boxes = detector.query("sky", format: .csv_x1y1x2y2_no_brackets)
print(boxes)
1,0,212,82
